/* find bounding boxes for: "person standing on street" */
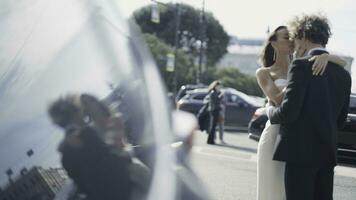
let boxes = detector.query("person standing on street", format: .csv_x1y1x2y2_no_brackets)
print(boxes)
217,92,226,143
207,80,223,145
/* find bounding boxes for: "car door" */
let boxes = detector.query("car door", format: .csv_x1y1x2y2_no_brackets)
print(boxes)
225,93,253,127
189,93,208,114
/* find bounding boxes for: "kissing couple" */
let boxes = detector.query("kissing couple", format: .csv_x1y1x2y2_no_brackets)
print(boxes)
256,14,351,200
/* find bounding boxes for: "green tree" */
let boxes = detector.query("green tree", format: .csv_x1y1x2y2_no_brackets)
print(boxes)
200,65,218,85
215,68,263,97
133,3,229,66
143,33,195,91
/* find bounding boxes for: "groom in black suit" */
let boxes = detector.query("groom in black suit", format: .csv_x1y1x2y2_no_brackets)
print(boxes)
267,15,351,200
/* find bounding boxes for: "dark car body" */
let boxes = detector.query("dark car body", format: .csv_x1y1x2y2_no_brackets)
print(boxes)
175,84,207,103
248,94,356,160
177,88,264,128
337,94,356,160
247,107,268,141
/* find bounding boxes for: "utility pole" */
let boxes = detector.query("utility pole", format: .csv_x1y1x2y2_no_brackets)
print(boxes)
172,3,181,94
151,0,181,95
197,0,206,84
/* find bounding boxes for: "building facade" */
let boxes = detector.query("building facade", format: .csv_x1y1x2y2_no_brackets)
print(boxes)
0,167,68,200
217,38,264,76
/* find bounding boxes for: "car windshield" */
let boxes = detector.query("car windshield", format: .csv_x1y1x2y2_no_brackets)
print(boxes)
193,93,208,100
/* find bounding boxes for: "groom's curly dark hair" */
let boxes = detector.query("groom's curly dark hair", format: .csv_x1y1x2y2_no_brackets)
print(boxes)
289,14,331,47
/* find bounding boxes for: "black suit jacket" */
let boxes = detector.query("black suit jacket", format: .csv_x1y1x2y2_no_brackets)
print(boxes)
269,50,351,166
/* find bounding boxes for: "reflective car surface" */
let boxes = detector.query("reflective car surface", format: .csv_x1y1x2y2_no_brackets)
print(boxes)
177,88,264,128
0,1,209,200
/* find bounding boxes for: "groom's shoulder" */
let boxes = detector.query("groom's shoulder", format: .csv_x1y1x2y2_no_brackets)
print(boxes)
292,55,312,64
290,56,312,69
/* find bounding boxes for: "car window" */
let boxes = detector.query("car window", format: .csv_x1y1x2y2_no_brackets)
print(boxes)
226,89,262,107
192,93,208,100
227,94,243,103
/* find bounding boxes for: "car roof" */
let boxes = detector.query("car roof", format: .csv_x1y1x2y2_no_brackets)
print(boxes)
185,87,264,107
187,88,209,94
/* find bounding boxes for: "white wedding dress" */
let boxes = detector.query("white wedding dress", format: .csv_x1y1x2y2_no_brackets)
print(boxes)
256,79,287,200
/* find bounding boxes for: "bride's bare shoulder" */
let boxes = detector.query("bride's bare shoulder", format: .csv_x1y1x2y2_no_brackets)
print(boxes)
256,67,271,80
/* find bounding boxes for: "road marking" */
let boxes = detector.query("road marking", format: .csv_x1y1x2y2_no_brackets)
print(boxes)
192,146,254,162
193,146,254,156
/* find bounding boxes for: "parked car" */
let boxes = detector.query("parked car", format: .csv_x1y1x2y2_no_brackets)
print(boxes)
247,107,268,141
248,94,356,160
0,1,210,200
177,88,264,128
175,84,207,104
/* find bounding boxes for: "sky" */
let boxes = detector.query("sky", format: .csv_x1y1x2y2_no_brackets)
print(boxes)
117,0,356,90
118,0,355,54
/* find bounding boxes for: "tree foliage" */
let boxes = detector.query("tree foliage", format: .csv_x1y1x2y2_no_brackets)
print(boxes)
215,68,263,97
133,3,229,66
144,33,263,96
135,3,262,97
143,33,195,91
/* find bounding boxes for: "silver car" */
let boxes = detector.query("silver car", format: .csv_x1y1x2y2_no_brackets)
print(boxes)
0,1,209,200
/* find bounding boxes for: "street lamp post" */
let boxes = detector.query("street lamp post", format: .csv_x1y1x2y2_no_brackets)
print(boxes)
172,3,181,94
4,149,34,185
151,0,181,95
197,0,206,84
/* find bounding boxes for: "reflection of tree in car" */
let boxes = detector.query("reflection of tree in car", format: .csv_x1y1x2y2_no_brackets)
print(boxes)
48,94,150,200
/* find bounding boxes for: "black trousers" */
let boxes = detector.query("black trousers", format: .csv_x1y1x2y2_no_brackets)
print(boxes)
207,110,219,144
285,162,334,200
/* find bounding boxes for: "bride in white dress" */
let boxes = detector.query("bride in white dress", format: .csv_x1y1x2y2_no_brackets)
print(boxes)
255,26,347,200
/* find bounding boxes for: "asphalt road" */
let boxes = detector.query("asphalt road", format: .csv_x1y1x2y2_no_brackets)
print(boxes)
190,130,356,200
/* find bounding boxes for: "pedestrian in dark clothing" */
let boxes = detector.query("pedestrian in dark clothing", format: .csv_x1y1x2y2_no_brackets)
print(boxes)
217,93,226,143
197,101,209,132
207,81,223,145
